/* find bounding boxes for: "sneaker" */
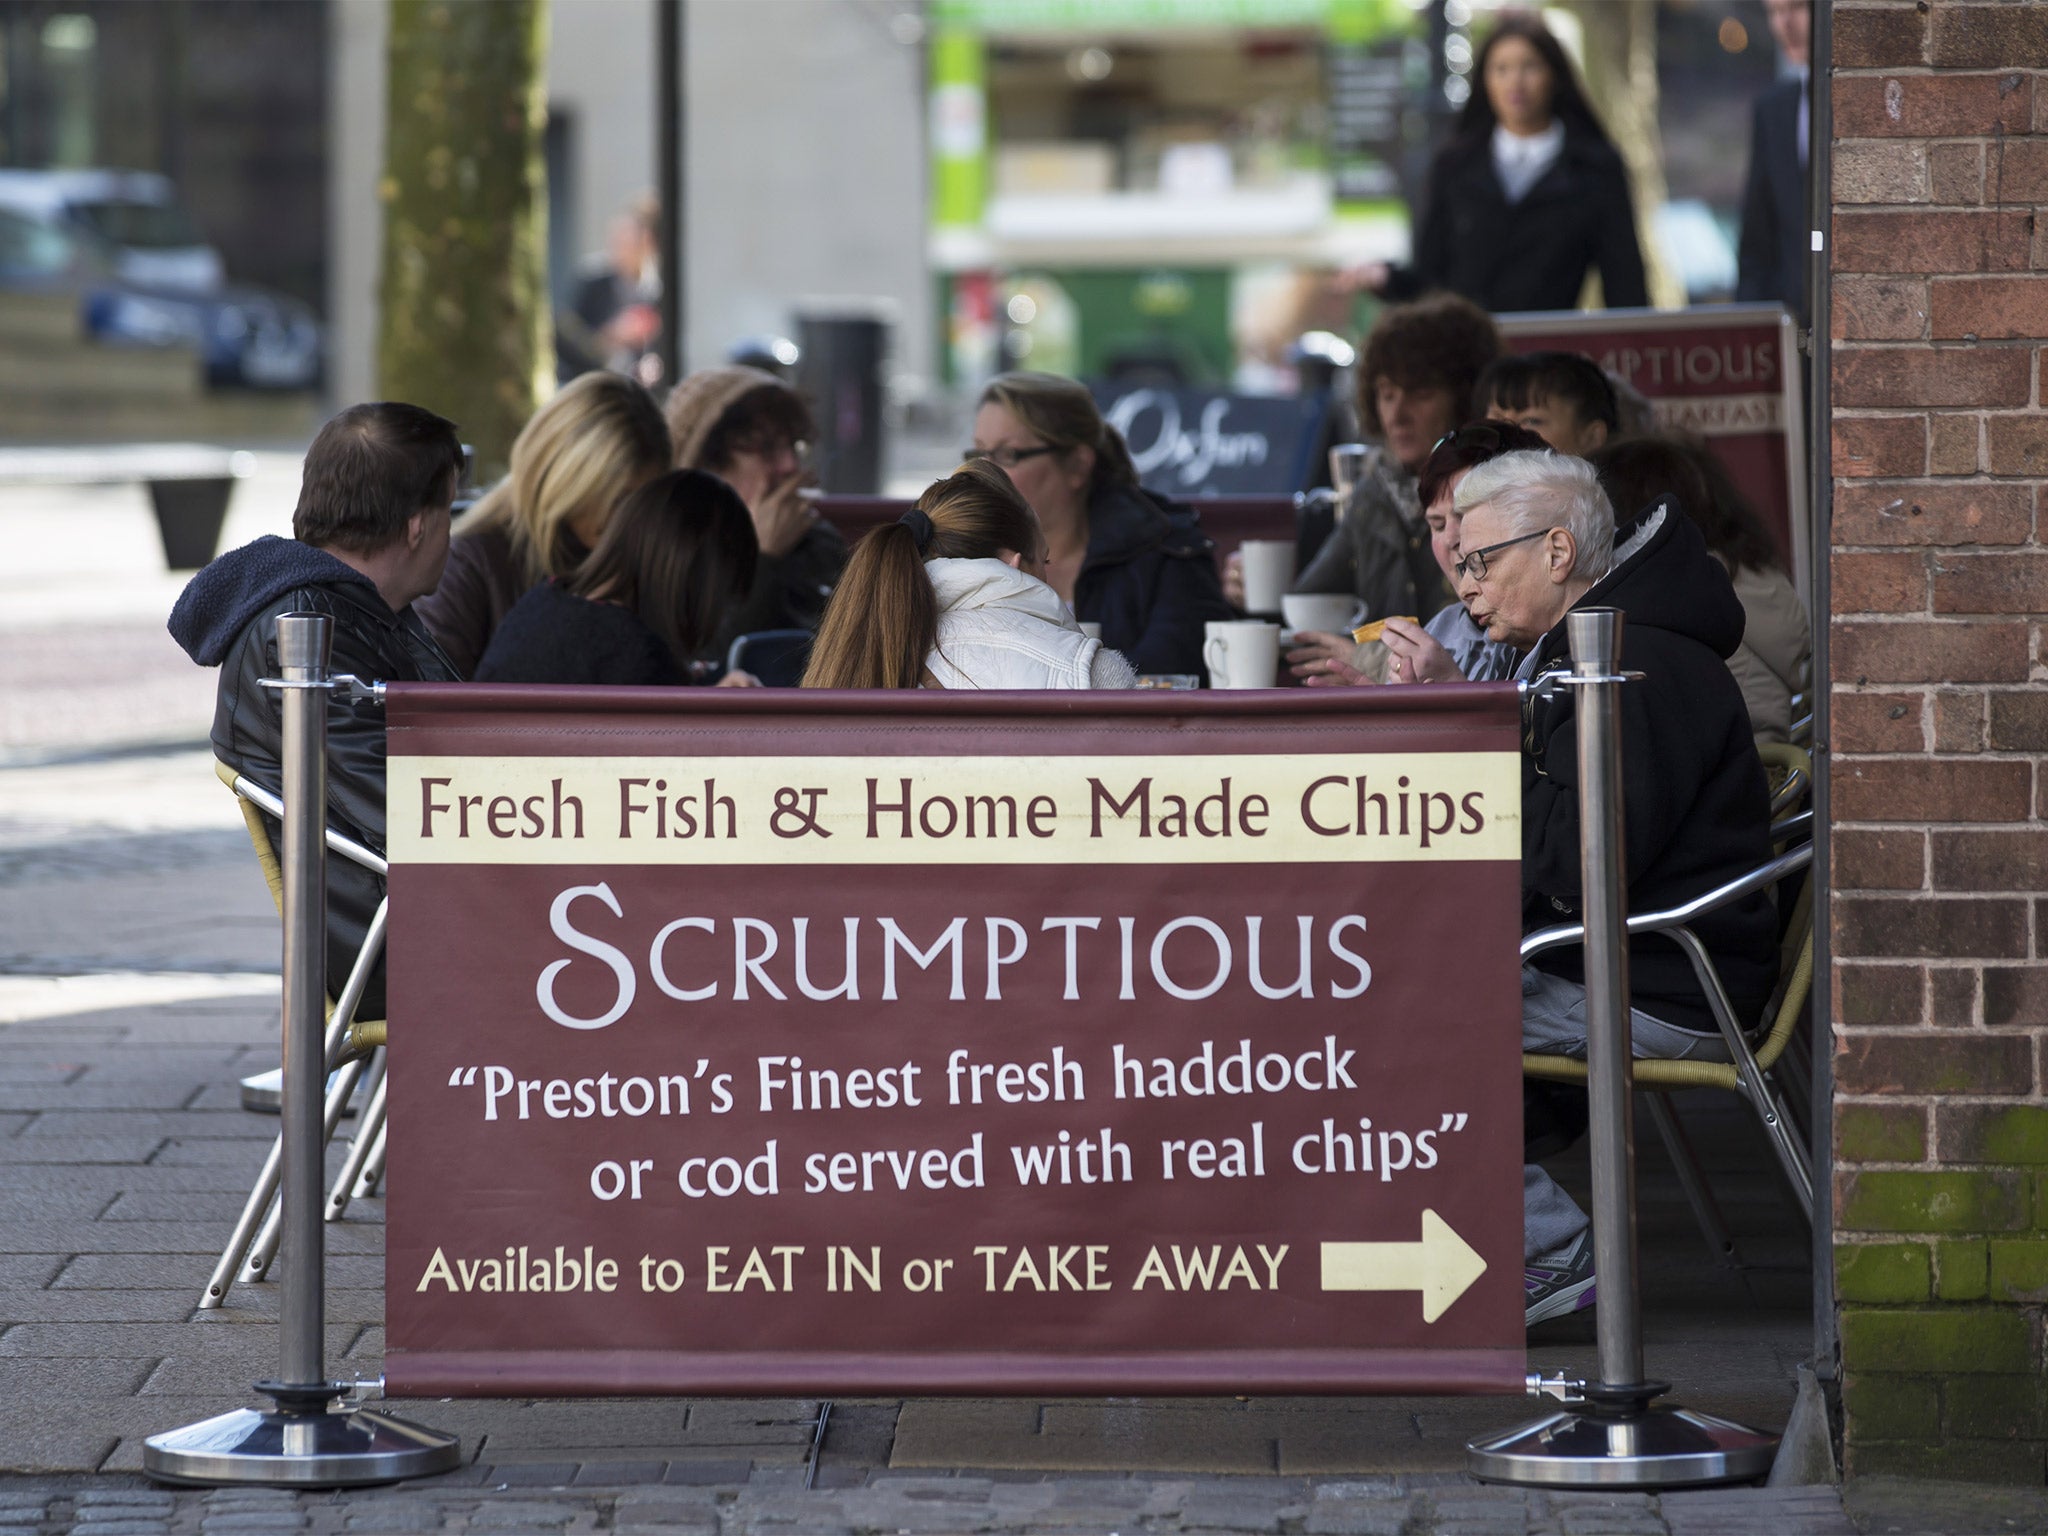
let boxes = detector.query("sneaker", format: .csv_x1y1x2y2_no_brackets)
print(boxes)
1524,1231,1596,1326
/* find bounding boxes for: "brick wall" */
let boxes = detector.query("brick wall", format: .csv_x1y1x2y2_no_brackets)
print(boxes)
1831,1,2048,1484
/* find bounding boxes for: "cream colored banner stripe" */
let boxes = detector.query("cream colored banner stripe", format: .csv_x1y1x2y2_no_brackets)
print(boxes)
388,753,1522,866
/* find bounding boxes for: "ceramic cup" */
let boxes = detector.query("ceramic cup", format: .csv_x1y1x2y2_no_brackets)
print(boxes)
1281,593,1365,636
1237,539,1295,615
1203,619,1282,690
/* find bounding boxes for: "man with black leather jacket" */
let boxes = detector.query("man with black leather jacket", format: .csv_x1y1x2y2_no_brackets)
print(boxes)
169,402,464,1020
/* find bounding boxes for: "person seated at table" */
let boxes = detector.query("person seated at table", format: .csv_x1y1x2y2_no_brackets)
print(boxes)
664,365,848,666
472,470,760,687
1477,349,1618,458
801,460,1136,691
1447,448,1775,1324
417,371,671,677
1297,420,1552,688
1279,293,1501,680
1590,436,1811,747
972,371,1229,678
169,402,466,1021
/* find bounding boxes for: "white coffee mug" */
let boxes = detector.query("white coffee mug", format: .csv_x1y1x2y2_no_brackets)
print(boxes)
1237,539,1295,615
1077,621,1103,640
1282,593,1365,636
1203,620,1281,690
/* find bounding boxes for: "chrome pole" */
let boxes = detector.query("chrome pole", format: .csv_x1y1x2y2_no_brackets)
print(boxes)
1469,608,1779,1488
147,613,458,1486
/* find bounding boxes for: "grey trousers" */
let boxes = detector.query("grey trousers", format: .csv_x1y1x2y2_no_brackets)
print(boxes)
1522,963,1728,1263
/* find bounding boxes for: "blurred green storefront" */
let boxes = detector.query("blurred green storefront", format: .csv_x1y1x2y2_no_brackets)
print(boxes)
929,0,1432,390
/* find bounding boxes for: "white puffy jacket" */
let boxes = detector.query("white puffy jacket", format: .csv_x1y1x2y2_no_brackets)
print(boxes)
924,558,1137,690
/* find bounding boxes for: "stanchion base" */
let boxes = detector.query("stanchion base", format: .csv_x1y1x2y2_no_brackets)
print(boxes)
142,1406,460,1487
1467,1405,1778,1489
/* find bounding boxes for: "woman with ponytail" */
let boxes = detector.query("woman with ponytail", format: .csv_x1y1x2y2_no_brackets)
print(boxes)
971,372,1231,677
802,459,1136,691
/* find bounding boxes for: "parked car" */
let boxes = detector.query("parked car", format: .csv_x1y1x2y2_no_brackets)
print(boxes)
0,174,323,390
0,167,223,290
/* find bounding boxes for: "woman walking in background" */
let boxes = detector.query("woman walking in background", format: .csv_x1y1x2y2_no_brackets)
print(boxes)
802,460,1134,692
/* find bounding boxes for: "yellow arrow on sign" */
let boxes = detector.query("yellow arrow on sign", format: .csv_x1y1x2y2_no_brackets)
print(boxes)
1320,1209,1488,1324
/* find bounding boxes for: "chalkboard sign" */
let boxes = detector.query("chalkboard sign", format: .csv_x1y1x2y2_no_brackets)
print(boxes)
1092,385,1332,498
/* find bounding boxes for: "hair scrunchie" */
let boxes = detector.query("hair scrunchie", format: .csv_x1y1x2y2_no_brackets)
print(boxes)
898,507,935,552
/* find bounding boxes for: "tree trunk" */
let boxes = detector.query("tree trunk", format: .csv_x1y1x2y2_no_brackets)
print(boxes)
377,0,549,480
1565,0,1684,310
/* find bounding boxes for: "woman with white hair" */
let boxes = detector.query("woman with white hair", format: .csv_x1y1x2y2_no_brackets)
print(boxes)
1451,450,1777,1326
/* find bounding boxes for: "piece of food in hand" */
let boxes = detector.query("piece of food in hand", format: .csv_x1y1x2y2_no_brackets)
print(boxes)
1351,615,1416,644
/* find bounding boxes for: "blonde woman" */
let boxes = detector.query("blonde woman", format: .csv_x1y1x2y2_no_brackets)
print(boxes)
416,372,671,676
802,460,1134,691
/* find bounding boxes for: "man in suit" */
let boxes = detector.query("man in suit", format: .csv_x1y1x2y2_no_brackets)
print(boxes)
1736,0,1811,324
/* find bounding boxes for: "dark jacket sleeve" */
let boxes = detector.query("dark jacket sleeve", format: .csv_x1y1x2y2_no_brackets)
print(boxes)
1735,94,1776,303
701,520,849,663
1380,152,1455,303
1127,549,1234,677
1595,157,1650,310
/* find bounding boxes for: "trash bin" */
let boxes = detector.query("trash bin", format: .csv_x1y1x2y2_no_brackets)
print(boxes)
796,303,891,495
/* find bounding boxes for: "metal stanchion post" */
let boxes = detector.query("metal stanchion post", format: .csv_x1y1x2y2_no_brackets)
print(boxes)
147,613,459,1487
1467,609,1779,1489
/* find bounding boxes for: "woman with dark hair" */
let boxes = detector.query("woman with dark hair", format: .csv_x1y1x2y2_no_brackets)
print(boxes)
802,459,1135,691
1374,12,1647,313
472,469,760,687
1589,436,1810,744
970,371,1230,677
664,366,849,663
1281,293,1500,676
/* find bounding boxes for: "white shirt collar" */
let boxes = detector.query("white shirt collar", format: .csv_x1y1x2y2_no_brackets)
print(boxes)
1491,119,1565,204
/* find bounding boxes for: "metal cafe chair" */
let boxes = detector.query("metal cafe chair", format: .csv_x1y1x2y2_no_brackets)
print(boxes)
1520,838,1816,1269
725,627,814,687
201,760,388,1310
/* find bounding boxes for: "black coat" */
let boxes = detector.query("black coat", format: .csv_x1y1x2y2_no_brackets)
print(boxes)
169,537,461,1021
474,580,685,686
1736,75,1808,322
1394,129,1649,313
1073,482,1234,678
1519,502,1776,1036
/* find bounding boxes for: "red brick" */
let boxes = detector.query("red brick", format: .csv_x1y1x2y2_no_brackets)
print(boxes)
1987,693,2048,750
1836,415,1927,478
1928,414,1982,476
1837,828,1929,890
1834,73,2033,139
1985,416,2048,477
1834,278,1929,342
1987,138,2048,202
1933,553,2048,613
1932,690,1988,753
1929,7,2048,69
1833,758,2033,823
1836,6,1928,69
1931,967,1979,1027
1837,1028,2035,1093
1985,968,2048,1029
1837,141,1930,204
1835,349,2030,411
1933,830,2048,892
1931,277,2048,341
1833,691,1927,753
1837,962,1930,1028
1931,142,1985,205
1834,621,2029,684
1833,480,2033,545
1836,210,2033,276
1834,550,1929,613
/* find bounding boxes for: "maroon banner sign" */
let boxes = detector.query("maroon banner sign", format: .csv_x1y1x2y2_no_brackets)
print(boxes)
382,686,1528,1397
1498,303,1809,595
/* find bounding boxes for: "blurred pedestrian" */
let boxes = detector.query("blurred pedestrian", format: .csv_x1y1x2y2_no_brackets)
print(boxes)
417,372,672,677
1363,12,1647,313
802,460,1135,691
1736,0,1812,323
665,365,849,667
473,469,760,688
557,193,663,384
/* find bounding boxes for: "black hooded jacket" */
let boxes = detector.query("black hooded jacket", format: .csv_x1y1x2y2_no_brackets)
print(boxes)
1073,482,1234,678
1519,502,1777,1035
168,536,460,1020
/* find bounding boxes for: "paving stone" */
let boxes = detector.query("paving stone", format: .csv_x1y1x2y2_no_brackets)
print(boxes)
0,1288,196,1322
464,1499,581,1528
571,1460,666,1485
1303,1499,1413,1535
661,1458,753,1485
200,1513,308,1530
70,1523,173,1536
0,1135,168,1164
486,1462,580,1488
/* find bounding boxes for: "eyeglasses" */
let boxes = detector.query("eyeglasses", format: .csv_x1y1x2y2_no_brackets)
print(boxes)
1453,527,1553,582
965,444,1061,470
728,434,809,465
